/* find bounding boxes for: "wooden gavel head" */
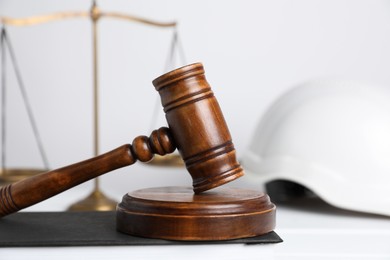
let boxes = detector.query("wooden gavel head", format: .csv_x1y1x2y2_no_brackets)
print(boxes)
152,63,244,193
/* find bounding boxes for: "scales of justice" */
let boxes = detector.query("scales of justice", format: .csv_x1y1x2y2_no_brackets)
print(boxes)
0,2,276,241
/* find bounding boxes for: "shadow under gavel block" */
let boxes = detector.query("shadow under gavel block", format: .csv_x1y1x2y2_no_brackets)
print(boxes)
116,186,276,241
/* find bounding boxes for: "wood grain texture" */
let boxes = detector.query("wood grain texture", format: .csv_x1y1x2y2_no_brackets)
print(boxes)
153,63,244,193
117,186,276,241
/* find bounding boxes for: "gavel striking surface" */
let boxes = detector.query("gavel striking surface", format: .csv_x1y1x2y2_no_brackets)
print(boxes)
116,186,276,241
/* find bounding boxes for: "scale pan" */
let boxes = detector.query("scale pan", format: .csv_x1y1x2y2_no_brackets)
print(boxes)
146,154,184,167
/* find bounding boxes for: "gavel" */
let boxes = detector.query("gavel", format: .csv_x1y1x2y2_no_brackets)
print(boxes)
0,63,245,218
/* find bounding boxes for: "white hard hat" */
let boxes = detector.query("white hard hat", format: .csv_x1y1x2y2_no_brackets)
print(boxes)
242,79,390,216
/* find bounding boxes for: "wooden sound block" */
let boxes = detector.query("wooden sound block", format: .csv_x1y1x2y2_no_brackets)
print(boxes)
116,186,276,241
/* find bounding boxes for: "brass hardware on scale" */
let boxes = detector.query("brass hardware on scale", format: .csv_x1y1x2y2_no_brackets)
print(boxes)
0,1,179,211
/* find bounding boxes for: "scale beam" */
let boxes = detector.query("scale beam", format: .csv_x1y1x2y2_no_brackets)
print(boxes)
1,12,89,26
1,11,176,28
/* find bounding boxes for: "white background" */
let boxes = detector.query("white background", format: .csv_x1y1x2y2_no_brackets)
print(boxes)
1,0,390,200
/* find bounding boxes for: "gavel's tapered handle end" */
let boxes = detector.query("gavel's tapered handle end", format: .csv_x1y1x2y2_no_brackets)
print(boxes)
0,127,176,218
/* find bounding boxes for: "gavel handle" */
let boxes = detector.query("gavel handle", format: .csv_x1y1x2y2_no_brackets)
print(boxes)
0,127,175,218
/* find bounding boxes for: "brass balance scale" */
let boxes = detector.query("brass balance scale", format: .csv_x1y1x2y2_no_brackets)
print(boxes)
0,1,186,211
